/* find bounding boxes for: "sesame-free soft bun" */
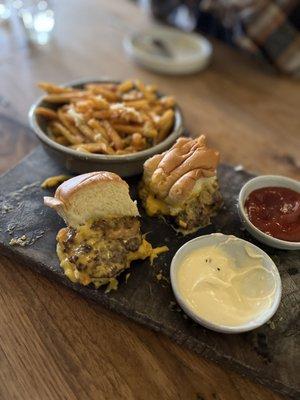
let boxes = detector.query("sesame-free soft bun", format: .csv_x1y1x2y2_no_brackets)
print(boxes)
139,135,222,233
143,135,220,204
44,171,139,227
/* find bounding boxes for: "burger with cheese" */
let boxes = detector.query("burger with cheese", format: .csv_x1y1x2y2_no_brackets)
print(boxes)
44,171,163,289
139,135,222,233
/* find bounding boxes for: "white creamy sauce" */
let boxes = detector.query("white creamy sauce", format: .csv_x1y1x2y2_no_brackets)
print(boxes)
177,240,276,327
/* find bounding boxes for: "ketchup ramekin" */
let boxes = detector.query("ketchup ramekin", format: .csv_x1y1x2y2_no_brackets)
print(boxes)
238,175,300,250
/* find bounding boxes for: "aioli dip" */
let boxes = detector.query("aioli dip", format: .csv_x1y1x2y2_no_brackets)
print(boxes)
176,237,277,327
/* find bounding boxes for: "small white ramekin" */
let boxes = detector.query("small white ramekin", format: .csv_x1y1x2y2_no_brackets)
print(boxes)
170,233,282,334
238,175,300,250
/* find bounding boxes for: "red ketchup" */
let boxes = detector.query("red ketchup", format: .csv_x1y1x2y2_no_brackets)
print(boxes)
245,187,300,242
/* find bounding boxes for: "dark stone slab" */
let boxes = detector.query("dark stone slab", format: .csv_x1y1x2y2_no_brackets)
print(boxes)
0,146,299,399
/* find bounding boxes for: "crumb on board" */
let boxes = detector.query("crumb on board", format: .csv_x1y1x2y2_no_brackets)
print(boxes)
234,164,244,172
1,204,14,214
156,270,169,284
41,175,71,189
9,235,29,246
125,273,131,284
267,321,276,330
156,272,163,281
8,230,45,246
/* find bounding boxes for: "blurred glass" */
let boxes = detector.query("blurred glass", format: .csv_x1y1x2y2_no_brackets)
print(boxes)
0,0,11,21
11,0,25,16
20,0,54,45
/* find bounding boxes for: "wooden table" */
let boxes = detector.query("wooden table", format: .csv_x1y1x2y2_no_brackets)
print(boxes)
0,1,299,399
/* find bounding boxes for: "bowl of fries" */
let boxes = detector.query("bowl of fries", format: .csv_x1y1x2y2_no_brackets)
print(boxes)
29,78,183,176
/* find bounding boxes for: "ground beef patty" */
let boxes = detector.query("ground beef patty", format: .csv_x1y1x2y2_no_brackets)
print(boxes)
57,216,142,279
175,190,223,231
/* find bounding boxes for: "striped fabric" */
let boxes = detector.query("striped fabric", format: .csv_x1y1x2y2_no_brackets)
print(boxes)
149,0,300,75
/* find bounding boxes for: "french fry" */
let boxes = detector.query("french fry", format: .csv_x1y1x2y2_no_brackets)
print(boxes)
75,100,95,113
110,104,143,123
91,96,110,110
156,109,174,143
115,146,136,155
122,90,144,101
145,84,157,93
57,108,84,141
47,123,62,137
117,80,134,93
86,85,119,102
160,96,176,109
87,118,110,142
143,91,157,103
131,133,146,150
37,79,177,155
151,104,164,115
77,124,98,142
142,120,158,139
52,122,82,145
35,107,57,119
123,99,149,110
133,79,145,92
111,123,143,135
102,121,124,150
93,110,111,120
55,136,70,146
38,82,72,94
72,142,114,154
85,83,117,91
44,91,88,103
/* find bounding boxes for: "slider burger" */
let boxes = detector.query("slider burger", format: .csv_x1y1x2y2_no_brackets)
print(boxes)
44,171,164,288
139,135,222,233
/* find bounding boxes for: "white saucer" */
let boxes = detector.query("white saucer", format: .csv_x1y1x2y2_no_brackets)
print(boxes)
170,234,282,334
123,25,212,75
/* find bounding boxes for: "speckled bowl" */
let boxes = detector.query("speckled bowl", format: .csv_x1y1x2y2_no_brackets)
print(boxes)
28,78,184,177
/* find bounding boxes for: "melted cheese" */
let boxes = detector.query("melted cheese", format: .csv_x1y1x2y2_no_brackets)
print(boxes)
41,175,70,189
57,237,168,289
142,177,219,217
145,195,169,216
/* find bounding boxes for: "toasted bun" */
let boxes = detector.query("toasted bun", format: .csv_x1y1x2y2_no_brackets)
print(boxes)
143,135,219,204
44,171,139,227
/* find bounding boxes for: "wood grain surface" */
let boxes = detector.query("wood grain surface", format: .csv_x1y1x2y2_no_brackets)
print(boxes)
0,0,299,399
0,147,299,398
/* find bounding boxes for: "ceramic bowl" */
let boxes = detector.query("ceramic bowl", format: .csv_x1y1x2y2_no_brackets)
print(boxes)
28,78,183,177
170,233,282,334
238,175,300,250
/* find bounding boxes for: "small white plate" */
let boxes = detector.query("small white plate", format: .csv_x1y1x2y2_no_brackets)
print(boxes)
238,175,300,250
123,25,212,75
170,233,282,334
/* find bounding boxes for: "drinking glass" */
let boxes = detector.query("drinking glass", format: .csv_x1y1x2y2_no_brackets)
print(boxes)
20,0,55,45
0,0,11,21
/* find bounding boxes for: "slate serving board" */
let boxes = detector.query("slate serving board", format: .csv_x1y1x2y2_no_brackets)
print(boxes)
0,146,299,399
